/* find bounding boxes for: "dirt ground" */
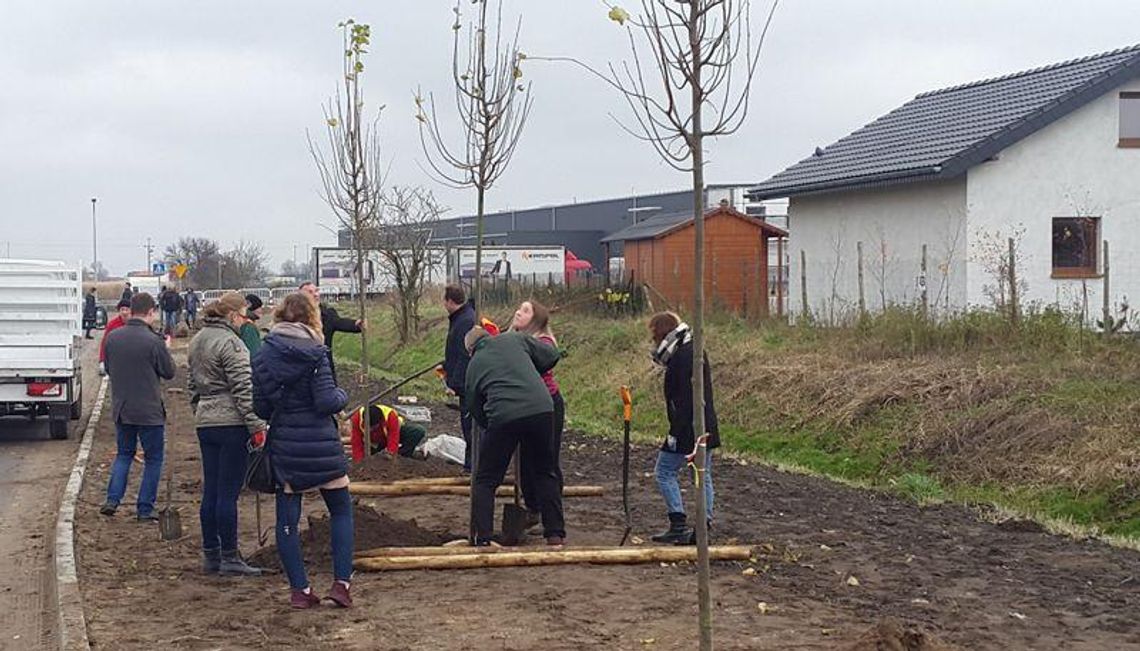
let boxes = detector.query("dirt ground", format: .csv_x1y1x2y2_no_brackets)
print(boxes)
73,350,1140,650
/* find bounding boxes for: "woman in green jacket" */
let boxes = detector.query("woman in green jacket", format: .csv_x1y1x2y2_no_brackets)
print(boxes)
239,294,265,355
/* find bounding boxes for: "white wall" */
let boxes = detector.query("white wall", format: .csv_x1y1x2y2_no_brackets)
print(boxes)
787,179,968,321
966,80,1140,318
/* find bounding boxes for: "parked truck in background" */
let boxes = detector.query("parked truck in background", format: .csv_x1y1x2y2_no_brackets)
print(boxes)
0,259,84,439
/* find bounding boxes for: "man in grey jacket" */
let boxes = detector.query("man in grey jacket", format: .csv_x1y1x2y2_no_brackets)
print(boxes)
100,293,177,520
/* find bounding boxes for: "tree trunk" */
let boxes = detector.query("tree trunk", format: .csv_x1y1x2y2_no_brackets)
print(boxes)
354,546,752,572
688,5,713,649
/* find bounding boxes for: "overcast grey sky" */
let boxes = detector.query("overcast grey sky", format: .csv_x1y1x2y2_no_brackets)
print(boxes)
1,1,1138,275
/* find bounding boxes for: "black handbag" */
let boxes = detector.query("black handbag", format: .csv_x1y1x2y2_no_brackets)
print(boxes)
244,436,277,494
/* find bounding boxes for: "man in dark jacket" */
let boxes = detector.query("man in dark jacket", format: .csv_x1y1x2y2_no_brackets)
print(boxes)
159,286,183,336
647,312,719,545
120,281,133,305
442,285,476,470
83,288,98,339
100,292,177,520
464,328,563,545
299,281,365,383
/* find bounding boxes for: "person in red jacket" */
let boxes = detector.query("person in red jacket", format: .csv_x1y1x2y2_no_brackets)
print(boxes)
98,299,133,375
347,404,427,461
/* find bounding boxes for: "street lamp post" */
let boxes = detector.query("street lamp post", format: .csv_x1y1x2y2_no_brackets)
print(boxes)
91,198,98,279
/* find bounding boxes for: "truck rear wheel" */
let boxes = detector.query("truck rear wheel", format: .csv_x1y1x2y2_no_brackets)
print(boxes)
50,417,69,440
70,387,83,420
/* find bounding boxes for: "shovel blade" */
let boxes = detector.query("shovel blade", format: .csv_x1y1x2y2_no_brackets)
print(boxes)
501,503,529,546
159,507,182,541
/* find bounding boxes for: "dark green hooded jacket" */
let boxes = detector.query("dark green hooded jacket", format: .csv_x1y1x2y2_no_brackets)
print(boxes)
464,331,561,430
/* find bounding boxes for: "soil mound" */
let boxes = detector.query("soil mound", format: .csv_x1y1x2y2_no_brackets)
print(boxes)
351,452,463,482
248,502,445,570
845,619,957,651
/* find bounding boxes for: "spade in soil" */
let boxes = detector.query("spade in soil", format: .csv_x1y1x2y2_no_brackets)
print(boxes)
159,465,182,541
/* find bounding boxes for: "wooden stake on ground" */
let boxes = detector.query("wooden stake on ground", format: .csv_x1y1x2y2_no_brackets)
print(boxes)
350,483,603,498
387,476,512,487
355,544,615,558
353,545,753,572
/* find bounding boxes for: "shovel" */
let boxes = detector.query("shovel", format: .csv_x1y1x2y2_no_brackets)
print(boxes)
501,447,529,546
619,386,633,546
159,463,182,541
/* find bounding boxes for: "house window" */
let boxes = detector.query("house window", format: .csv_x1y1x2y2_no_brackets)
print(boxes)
1052,217,1100,277
1121,92,1140,147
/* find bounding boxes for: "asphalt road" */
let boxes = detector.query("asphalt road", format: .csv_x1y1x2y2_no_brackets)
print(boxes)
0,336,101,650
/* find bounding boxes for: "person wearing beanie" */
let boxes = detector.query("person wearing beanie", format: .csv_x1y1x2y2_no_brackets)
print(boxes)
187,291,267,576
647,311,719,546
239,294,265,355
98,298,133,375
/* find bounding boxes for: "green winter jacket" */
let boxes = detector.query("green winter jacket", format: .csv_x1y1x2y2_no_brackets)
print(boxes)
464,331,561,430
188,317,267,433
239,320,262,355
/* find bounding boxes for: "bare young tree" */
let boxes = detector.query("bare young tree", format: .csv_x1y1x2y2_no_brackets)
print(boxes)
376,186,445,343
221,240,269,288
537,2,778,647
416,0,533,312
165,237,222,290
310,19,384,380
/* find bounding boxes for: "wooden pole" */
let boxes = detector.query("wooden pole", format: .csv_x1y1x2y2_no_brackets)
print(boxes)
856,241,865,318
1102,240,1111,337
800,249,808,321
350,483,604,498
920,243,929,319
354,545,753,572
387,476,510,487
1008,237,1019,326
356,544,616,558
776,238,784,319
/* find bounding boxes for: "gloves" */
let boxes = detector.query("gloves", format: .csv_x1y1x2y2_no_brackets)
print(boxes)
250,430,266,449
98,362,106,377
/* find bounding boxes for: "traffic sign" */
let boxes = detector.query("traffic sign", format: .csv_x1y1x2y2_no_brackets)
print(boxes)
173,264,189,279
152,262,166,275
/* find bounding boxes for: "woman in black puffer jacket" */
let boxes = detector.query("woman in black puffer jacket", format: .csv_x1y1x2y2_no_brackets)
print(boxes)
252,293,353,610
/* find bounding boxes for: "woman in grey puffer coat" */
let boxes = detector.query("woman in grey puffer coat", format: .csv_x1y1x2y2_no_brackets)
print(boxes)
187,292,267,576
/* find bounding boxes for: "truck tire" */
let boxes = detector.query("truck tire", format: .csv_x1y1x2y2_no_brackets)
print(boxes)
50,417,69,440
70,388,83,421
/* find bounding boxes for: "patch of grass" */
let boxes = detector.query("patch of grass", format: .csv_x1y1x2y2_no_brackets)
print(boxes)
332,299,1140,542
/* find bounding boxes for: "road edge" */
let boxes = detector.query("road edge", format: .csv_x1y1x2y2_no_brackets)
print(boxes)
54,376,107,651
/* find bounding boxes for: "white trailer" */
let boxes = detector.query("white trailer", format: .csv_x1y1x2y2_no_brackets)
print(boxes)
0,259,83,439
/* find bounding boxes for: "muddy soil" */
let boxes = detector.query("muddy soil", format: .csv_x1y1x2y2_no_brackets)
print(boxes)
74,351,1140,650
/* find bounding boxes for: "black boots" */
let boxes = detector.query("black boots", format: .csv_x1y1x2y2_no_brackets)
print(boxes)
202,548,221,574
219,549,263,576
651,512,693,545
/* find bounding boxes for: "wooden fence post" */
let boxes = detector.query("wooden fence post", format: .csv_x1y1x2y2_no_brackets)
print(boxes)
800,249,809,321
920,243,929,319
1103,240,1111,337
776,238,785,319
1008,237,1019,326
856,241,866,318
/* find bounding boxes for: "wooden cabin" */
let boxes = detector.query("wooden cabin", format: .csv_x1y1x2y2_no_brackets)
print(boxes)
602,202,788,317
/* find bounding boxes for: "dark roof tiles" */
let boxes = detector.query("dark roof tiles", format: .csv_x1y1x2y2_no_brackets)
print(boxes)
750,45,1140,199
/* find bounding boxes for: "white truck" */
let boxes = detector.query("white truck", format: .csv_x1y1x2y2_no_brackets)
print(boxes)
0,259,84,439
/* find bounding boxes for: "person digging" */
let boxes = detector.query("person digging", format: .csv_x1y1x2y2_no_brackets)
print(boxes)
347,403,428,461
647,311,719,545
463,327,565,546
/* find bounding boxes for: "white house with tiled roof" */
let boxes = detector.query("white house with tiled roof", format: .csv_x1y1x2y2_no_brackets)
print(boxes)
750,45,1140,321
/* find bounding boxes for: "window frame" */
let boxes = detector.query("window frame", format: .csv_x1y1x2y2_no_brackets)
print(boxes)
1051,216,1101,279
1119,91,1140,148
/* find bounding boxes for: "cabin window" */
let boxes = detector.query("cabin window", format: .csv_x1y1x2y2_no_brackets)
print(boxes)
1121,92,1140,147
1052,217,1100,277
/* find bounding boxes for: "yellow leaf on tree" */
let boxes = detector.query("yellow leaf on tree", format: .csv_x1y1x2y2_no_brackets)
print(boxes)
608,6,631,25
326,118,339,128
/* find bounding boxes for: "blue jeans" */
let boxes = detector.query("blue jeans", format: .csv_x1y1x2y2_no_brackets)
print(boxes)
197,426,249,552
275,487,354,589
105,423,165,516
655,449,714,522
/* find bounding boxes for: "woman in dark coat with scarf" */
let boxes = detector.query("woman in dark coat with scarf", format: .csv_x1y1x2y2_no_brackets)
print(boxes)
252,293,353,609
647,311,719,545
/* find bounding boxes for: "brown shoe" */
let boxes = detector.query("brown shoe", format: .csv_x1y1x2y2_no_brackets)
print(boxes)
325,581,352,608
545,536,566,546
290,589,320,609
